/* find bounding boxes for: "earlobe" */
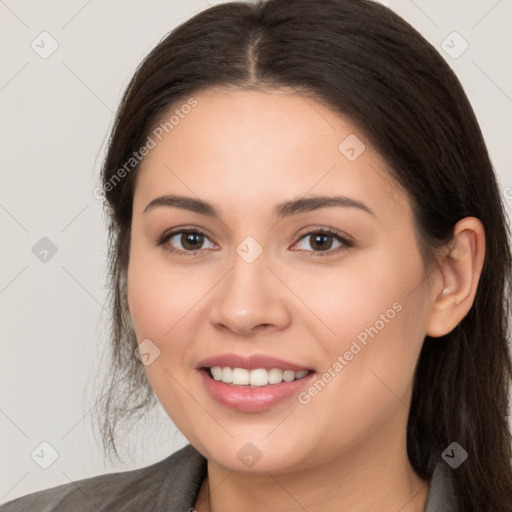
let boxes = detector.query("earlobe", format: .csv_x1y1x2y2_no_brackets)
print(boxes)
426,217,486,338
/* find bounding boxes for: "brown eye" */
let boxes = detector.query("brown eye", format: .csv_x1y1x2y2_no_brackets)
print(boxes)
293,229,353,256
308,233,335,251
177,232,205,251
159,229,216,254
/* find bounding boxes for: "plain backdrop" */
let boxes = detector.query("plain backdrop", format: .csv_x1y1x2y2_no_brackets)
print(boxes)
1,0,511,503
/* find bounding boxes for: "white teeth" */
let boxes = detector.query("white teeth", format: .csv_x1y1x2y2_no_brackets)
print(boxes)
211,366,223,381
268,368,283,384
282,370,296,382
249,368,268,387
221,367,233,383
232,368,249,385
209,366,310,386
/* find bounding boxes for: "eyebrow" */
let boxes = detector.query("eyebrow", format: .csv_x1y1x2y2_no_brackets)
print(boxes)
142,194,376,218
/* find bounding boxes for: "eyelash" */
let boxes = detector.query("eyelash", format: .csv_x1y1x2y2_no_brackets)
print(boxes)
156,227,353,258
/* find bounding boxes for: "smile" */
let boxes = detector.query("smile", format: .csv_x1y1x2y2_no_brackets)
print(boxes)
208,366,311,386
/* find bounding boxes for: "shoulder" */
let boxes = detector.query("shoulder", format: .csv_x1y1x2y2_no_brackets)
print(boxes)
0,444,207,512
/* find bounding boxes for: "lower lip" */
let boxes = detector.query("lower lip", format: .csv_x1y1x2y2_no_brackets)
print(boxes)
198,369,315,412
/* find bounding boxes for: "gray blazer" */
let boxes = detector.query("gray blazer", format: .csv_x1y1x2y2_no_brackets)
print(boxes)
0,444,458,511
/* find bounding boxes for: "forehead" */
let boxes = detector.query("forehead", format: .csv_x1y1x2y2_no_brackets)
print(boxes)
133,88,410,221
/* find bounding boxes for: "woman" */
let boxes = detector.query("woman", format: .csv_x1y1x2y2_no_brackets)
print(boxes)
1,0,511,510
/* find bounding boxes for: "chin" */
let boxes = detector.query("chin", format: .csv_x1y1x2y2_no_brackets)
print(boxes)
199,436,313,474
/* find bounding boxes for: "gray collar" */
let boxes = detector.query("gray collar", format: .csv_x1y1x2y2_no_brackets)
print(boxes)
424,459,458,511
0,444,459,511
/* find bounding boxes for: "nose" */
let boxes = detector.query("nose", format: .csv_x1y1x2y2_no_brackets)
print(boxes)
207,251,291,337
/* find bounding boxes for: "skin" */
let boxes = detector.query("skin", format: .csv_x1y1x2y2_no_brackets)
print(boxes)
126,88,485,512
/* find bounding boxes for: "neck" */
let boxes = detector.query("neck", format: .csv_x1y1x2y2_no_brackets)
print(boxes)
194,417,430,512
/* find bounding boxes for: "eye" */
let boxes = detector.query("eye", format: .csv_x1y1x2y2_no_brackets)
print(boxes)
158,229,216,255
292,228,353,256
156,227,352,257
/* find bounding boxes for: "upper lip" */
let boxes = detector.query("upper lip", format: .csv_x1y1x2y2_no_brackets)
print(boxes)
196,353,313,372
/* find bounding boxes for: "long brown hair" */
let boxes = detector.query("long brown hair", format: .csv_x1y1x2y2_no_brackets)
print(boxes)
95,0,512,509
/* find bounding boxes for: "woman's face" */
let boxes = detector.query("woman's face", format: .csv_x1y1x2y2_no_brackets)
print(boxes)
127,88,436,473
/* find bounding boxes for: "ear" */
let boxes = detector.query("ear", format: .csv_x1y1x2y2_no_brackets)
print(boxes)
426,217,486,338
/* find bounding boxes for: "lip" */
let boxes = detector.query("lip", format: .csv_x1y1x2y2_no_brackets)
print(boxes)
198,368,316,412
196,353,312,372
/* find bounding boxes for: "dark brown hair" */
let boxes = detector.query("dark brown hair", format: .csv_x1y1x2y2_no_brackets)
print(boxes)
95,0,512,509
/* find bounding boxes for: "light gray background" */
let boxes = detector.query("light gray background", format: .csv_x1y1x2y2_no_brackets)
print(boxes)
1,0,511,503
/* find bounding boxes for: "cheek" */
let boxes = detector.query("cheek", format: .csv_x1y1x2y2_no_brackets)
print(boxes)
127,244,205,341
126,250,194,410
298,288,427,459
126,251,203,434
300,252,423,347
303,246,428,397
